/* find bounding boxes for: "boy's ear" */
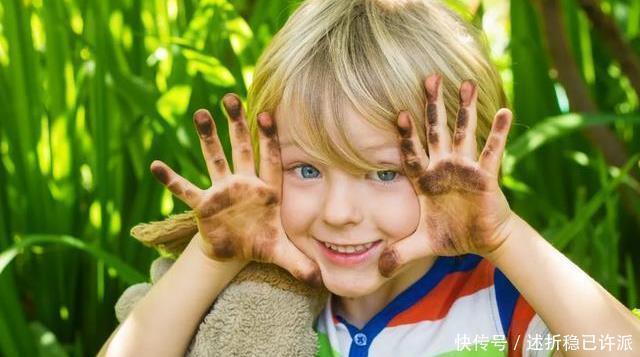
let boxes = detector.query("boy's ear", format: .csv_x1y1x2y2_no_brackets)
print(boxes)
129,210,198,257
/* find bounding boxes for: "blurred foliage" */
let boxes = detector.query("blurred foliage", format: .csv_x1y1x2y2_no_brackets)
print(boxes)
0,0,639,355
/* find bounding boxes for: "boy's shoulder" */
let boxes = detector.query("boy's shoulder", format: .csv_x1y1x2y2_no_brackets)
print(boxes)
448,254,553,356
390,253,537,335
445,253,533,330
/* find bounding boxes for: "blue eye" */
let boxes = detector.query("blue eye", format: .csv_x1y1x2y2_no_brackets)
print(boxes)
293,164,320,179
372,170,398,184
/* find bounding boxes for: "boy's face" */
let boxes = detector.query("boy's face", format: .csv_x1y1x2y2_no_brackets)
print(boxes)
277,106,421,297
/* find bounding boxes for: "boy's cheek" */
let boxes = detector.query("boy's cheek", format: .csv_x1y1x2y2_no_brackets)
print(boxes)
280,184,319,232
373,188,421,239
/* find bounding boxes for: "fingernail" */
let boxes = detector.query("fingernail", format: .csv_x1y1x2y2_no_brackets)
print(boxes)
193,109,213,137
223,94,242,121
257,113,276,137
150,161,169,185
397,112,412,138
425,74,442,103
378,248,398,278
494,110,511,132
459,80,476,107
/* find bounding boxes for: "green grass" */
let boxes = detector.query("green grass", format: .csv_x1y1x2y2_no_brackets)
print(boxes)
0,0,639,355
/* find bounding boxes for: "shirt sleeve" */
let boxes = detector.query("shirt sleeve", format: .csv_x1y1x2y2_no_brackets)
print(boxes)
494,267,556,357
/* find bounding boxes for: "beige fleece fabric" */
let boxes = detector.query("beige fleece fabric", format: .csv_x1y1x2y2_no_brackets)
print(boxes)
115,258,329,356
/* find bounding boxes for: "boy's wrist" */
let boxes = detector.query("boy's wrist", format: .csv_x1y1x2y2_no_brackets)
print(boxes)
483,211,524,264
189,233,249,275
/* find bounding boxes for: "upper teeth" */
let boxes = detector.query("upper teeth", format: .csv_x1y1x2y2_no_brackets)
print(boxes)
324,241,375,253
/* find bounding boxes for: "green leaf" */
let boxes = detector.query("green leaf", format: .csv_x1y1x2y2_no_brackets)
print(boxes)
0,235,145,284
29,322,68,357
550,153,640,250
183,48,236,87
504,113,640,175
156,85,193,125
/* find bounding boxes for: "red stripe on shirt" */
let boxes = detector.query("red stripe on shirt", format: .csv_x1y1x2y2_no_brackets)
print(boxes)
387,259,495,327
508,296,536,357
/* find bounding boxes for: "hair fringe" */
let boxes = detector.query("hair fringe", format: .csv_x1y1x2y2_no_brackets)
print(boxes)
247,0,507,175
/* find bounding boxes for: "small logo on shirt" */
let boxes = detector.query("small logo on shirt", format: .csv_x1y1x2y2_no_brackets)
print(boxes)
354,333,368,346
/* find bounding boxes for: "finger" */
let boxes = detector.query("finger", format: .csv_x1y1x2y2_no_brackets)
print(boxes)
257,112,283,197
424,74,451,161
397,111,429,184
150,160,203,208
378,233,431,278
479,109,513,176
272,237,323,288
222,93,255,176
452,80,478,161
193,109,232,182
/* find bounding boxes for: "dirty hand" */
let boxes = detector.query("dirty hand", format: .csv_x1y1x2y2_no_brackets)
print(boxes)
150,94,322,287
379,74,516,278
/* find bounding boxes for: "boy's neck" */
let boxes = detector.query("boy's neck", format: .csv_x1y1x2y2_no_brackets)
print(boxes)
333,256,437,329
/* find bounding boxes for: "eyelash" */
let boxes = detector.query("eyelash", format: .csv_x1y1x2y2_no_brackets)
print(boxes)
288,164,400,185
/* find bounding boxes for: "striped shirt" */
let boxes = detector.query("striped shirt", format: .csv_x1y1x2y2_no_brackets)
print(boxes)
314,254,555,357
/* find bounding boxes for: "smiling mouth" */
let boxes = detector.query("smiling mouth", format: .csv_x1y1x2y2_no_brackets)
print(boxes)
314,238,384,266
317,239,383,254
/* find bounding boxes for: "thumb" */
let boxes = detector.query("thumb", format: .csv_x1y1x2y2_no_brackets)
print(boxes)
271,237,323,288
379,234,430,278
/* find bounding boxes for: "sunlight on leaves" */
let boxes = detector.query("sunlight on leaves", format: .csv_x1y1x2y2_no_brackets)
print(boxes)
161,189,174,216
227,17,253,55
564,151,590,167
184,49,236,87
89,201,101,230
157,85,192,125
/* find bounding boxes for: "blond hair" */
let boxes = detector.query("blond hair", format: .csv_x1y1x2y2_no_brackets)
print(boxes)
247,0,506,174
130,0,508,253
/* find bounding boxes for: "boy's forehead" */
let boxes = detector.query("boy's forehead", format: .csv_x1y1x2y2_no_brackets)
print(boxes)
342,105,398,150
276,104,398,152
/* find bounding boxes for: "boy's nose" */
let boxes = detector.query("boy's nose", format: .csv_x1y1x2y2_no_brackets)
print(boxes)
321,180,363,228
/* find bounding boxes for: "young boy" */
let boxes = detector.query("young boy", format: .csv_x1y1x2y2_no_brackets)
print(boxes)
102,0,640,356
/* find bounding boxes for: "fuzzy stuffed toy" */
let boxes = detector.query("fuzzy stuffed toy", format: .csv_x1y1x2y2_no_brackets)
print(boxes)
115,210,329,356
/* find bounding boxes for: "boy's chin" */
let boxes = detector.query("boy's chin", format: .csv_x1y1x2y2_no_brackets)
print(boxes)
320,271,384,298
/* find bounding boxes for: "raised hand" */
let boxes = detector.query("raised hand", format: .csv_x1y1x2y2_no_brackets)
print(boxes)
379,74,516,278
150,94,322,287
